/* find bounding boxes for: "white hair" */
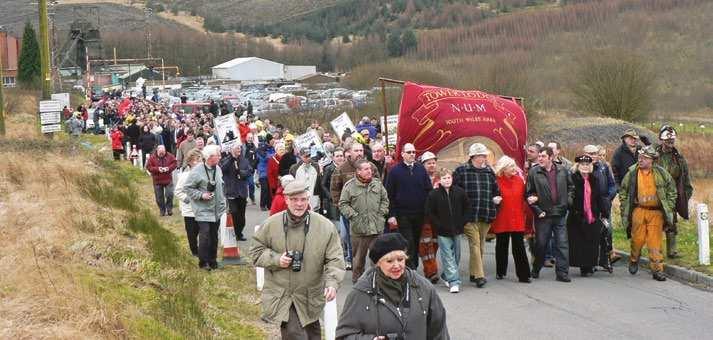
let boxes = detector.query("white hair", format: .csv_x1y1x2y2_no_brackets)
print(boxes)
494,155,518,177
202,144,221,159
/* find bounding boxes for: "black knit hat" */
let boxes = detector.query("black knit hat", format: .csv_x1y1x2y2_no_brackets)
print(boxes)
369,233,409,264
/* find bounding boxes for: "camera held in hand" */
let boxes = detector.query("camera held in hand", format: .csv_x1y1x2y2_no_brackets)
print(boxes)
286,250,303,272
206,181,216,193
385,333,404,340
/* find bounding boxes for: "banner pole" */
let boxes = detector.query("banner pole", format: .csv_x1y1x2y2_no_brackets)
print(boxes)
380,79,390,149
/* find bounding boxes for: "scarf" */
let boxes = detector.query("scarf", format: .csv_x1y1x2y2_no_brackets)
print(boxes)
583,175,595,224
356,172,372,184
376,268,407,306
287,210,307,228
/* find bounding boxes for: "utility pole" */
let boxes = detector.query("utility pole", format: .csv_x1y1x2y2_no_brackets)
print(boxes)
39,0,52,99
0,26,5,136
144,7,153,58
49,1,60,92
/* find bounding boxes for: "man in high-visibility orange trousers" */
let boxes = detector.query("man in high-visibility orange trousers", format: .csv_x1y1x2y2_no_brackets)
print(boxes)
619,146,678,281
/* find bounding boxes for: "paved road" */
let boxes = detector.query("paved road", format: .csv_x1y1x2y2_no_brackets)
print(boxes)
241,203,713,340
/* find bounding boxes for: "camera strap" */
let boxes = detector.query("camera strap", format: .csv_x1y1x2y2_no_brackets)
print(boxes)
203,162,216,184
282,211,310,254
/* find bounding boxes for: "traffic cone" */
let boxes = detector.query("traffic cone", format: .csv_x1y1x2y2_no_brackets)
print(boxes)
222,213,245,265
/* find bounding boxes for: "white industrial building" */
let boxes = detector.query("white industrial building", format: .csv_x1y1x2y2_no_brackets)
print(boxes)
211,57,316,82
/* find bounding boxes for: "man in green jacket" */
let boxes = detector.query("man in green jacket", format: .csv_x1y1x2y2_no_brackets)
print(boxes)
619,146,677,281
654,125,694,259
339,159,390,283
250,180,345,340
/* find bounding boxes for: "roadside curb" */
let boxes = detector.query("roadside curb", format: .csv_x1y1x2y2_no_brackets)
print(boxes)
615,250,713,288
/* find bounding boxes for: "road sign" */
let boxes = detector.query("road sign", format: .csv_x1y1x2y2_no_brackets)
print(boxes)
39,100,62,113
51,93,70,109
40,111,61,125
41,124,62,133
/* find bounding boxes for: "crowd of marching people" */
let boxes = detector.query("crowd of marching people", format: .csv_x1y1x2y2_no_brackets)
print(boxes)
80,91,694,340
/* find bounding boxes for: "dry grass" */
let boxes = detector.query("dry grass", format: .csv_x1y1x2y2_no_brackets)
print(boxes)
0,150,129,339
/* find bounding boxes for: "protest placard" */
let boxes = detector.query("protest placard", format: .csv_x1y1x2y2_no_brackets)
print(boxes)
330,112,356,140
214,114,242,152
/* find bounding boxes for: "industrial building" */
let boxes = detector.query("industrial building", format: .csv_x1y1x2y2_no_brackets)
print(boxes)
211,57,316,82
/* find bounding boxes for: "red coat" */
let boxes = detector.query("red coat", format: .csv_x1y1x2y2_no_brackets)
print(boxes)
267,154,281,193
238,122,250,142
269,187,287,216
111,130,124,150
491,174,527,234
146,152,177,186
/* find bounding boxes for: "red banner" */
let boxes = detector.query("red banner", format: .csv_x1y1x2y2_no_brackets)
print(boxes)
117,98,133,116
395,82,528,166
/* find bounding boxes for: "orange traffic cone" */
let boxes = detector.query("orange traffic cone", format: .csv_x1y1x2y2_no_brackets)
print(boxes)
222,213,246,265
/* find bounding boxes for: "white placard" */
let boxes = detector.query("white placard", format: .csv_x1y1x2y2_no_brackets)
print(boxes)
293,129,323,152
40,111,61,125
51,93,70,109
39,100,62,113
214,114,241,153
380,114,398,146
41,124,62,133
330,112,356,140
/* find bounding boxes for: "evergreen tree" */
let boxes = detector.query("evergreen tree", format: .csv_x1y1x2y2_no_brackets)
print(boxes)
17,22,41,89
386,31,403,57
401,29,418,54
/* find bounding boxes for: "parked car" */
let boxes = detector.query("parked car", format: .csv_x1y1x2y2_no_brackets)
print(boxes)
255,102,292,116
171,102,211,114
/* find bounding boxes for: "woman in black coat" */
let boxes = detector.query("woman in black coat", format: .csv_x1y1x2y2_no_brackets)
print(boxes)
567,155,610,276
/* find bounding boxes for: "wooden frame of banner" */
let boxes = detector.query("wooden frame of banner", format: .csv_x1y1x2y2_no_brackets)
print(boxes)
377,77,525,151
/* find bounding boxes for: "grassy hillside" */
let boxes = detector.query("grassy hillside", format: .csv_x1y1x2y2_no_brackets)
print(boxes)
0,90,266,339
345,0,713,114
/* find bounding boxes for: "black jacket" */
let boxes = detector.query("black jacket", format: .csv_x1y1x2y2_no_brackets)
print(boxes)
569,172,607,221
526,163,574,218
220,154,253,199
425,186,470,237
611,143,639,186
336,268,450,340
279,150,297,176
126,123,140,146
138,132,157,153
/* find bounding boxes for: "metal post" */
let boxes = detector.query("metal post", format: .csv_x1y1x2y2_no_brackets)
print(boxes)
125,141,130,159
161,58,165,86
698,203,710,265
38,0,52,100
0,29,5,136
380,79,389,148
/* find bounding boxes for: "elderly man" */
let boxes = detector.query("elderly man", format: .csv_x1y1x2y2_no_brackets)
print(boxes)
453,143,502,287
183,145,227,270
331,142,380,270
250,180,345,340
385,143,433,270
321,147,346,220
220,144,253,241
339,159,390,283
146,145,178,216
370,142,389,178
290,147,322,211
619,146,677,281
547,141,572,170
611,129,642,186
654,125,693,259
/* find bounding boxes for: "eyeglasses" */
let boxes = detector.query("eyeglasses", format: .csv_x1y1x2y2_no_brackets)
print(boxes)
404,150,416,154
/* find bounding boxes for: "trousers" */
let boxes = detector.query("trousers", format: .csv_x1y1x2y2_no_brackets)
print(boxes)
438,235,462,286
183,216,199,256
197,221,219,268
350,234,378,283
532,216,569,277
280,304,321,340
396,213,425,270
630,208,665,272
463,221,490,278
153,184,174,214
259,177,272,209
495,232,531,281
227,197,247,239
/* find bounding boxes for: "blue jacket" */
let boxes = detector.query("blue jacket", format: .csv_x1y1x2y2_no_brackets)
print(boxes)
593,161,617,218
355,122,377,139
256,144,275,178
385,162,432,217
220,154,253,199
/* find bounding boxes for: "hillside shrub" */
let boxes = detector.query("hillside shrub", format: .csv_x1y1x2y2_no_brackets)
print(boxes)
570,49,655,122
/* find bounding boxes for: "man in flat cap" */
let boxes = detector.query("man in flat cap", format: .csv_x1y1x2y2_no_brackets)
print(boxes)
654,125,693,259
619,146,677,281
611,128,644,186
250,180,345,339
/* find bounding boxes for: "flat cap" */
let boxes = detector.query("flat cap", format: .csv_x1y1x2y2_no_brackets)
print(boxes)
283,179,309,196
621,128,640,140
